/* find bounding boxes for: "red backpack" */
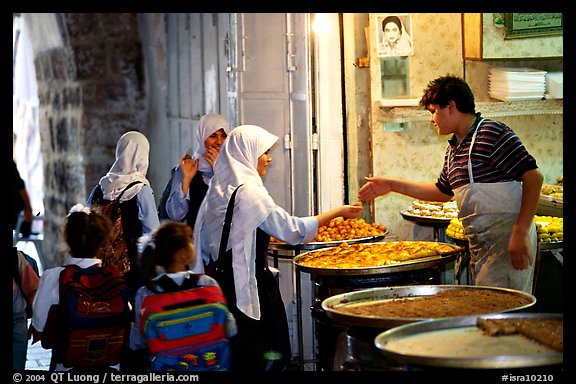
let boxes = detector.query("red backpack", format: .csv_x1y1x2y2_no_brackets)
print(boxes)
47,264,131,368
90,181,142,275
140,274,232,371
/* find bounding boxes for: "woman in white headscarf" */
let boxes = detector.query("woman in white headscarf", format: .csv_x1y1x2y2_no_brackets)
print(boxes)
192,125,363,371
160,113,230,228
378,15,412,57
88,131,159,286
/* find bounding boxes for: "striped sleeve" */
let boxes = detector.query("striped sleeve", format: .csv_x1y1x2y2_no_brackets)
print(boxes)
490,127,538,178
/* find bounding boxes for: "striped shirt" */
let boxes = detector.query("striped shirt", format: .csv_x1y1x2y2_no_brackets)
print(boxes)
436,114,538,196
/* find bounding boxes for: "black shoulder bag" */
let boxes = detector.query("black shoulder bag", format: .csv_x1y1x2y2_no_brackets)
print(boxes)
205,185,242,282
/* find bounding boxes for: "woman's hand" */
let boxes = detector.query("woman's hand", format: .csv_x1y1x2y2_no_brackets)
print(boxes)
180,151,199,195
204,145,219,171
340,201,364,219
316,202,363,227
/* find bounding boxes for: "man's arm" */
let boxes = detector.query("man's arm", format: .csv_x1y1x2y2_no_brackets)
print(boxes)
509,168,544,270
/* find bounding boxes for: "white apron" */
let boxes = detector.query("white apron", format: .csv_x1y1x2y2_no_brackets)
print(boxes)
451,119,536,293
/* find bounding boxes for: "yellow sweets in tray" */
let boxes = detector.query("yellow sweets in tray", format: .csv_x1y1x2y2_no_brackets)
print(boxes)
535,215,563,243
446,218,466,240
313,218,387,242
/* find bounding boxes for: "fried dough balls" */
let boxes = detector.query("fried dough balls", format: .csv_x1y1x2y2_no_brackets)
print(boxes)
314,218,387,242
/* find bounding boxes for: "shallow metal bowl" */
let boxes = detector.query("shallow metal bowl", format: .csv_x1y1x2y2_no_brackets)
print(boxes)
374,312,562,369
321,284,536,328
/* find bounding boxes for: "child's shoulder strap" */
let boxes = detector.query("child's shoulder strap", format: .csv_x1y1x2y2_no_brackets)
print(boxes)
148,273,202,294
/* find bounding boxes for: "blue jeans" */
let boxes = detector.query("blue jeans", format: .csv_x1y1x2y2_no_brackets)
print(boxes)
13,311,28,370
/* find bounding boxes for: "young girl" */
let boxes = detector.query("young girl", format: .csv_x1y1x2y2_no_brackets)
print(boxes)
129,220,236,369
160,113,230,228
192,124,363,371
31,204,124,371
87,131,160,297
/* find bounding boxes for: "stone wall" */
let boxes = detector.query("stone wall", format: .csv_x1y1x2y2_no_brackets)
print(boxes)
30,13,147,268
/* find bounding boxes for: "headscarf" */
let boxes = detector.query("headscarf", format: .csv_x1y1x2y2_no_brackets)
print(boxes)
380,15,412,57
99,131,150,202
193,113,230,184
193,125,278,319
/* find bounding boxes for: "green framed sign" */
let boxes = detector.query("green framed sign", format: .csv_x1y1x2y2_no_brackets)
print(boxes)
504,13,563,39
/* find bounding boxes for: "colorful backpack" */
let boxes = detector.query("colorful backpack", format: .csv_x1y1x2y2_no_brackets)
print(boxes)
49,264,131,368
89,181,142,275
140,274,231,371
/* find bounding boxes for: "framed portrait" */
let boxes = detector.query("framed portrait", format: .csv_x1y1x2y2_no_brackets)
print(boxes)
376,14,413,57
504,13,563,39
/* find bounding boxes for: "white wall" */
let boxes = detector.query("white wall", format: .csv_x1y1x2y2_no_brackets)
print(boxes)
314,13,346,211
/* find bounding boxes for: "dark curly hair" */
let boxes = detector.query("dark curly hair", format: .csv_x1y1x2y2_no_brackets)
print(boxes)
419,75,476,114
63,209,113,259
140,220,194,282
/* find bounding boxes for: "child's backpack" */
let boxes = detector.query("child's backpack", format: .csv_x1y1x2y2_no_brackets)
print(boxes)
50,264,131,368
89,181,142,275
140,274,231,371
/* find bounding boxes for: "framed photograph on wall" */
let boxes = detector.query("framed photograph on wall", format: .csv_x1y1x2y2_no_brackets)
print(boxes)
504,13,563,39
376,14,413,57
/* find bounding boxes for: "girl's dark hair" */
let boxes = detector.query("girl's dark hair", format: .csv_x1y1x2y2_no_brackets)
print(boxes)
63,210,113,258
382,15,402,32
419,75,476,114
140,221,194,282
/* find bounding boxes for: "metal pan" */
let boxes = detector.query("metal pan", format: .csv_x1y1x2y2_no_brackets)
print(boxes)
293,241,464,276
445,235,468,247
540,240,563,250
374,312,562,369
400,210,452,224
269,231,388,251
321,285,536,329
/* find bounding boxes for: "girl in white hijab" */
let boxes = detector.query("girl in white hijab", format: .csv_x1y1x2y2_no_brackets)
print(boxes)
99,131,151,201
87,131,159,309
193,125,363,371
93,131,159,234
161,113,230,227
193,113,230,184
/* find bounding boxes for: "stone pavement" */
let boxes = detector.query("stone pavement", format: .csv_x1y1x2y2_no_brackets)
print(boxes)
25,334,51,371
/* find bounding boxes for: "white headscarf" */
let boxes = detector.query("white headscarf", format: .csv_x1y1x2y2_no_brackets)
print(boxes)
193,125,278,319
193,113,230,184
99,131,150,201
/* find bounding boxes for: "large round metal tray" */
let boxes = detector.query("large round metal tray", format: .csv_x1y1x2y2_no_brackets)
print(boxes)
445,234,468,247
321,285,536,329
269,232,388,251
537,195,562,217
539,194,563,205
540,240,563,250
293,241,464,276
374,312,562,369
400,210,452,225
